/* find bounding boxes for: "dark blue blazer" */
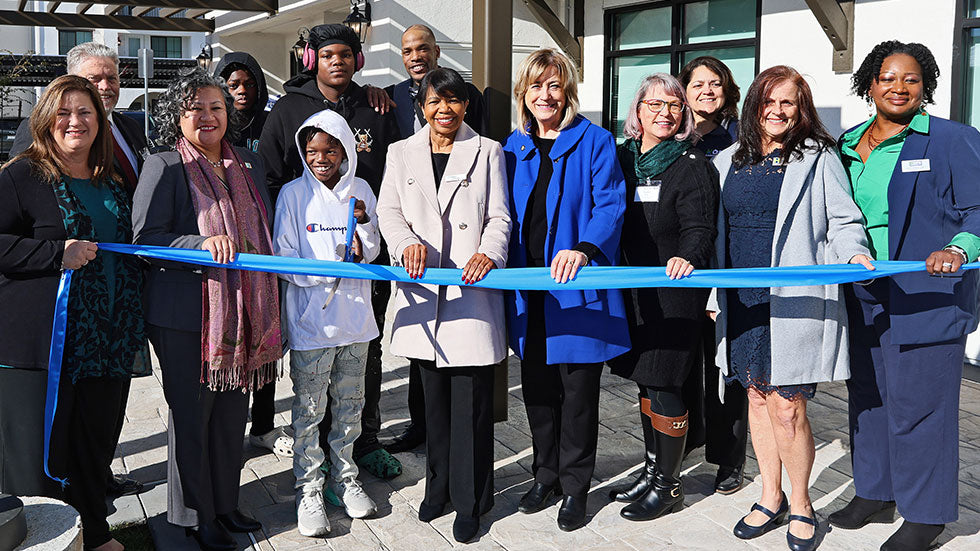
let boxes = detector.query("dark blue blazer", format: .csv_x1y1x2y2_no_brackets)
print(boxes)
385,78,488,139
842,114,980,344
503,115,630,363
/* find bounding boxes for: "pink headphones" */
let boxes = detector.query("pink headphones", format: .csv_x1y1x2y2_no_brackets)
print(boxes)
302,43,366,72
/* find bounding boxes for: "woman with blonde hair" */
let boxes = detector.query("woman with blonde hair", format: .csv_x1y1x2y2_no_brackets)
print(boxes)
0,74,145,551
503,48,628,532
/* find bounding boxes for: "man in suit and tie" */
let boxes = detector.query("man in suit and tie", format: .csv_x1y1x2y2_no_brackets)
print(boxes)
10,42,147,197
9,41,147,498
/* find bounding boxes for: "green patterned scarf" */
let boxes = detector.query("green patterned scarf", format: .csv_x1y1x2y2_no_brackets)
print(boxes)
50,175,147,383
626,137,691,180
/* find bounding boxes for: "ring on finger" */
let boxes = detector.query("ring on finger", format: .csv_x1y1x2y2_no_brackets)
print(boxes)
942,261,953,268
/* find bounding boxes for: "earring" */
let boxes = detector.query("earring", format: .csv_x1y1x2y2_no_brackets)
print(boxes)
866,99,876,117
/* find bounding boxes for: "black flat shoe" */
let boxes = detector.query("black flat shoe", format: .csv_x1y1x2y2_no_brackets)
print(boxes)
216,509,261,533
714,465,744,495
786,513,818,551
452,514,480,543
880,521,944,551
107,474,143,497
733,492,788,540
518,482,561,514
828,496,896,530
185,520,236,551
556,495,587,532
418,502,449,522
385,425,426,454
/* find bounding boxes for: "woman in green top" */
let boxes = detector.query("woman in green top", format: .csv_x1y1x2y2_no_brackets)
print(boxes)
0,75,144,551
831,41,980,551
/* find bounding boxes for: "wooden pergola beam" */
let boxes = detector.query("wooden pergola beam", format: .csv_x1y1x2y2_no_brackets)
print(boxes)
73,0,274,11
48,2,62,13
77,3,94,14
0,9,215,32
524,0,581,72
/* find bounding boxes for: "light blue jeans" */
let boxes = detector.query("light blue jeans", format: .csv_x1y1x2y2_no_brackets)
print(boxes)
290,342,369,494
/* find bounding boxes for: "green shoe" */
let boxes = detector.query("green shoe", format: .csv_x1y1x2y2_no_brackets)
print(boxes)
319,457,332,477
323,485,341,507
355,449,402,480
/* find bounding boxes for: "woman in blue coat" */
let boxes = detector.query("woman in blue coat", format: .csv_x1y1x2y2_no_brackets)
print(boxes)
830,41,980,551
503,48,628,532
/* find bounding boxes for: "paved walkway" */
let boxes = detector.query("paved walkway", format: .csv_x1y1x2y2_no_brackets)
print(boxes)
106,342,980,550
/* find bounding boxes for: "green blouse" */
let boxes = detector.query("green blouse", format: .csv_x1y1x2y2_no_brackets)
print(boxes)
840,111,980,261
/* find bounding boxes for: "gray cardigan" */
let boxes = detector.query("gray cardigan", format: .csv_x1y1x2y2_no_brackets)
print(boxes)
131,149,271,332
707,142,871,386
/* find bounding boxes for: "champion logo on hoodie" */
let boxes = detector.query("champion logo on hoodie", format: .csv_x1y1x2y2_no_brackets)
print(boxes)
306,223,347,233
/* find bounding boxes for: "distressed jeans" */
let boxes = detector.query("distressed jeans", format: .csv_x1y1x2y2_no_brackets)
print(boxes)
290,342,369,494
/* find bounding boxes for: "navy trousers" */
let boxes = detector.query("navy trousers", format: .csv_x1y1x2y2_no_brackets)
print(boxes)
845,280,964,524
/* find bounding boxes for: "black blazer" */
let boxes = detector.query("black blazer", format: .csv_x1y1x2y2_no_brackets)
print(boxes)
131,148,271,333
384,78,489,139
0,158,68,369
10,112,149,175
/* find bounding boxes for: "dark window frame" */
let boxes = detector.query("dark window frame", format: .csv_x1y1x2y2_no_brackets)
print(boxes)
602,0,761,132
951,0,980,123
58,29,94,56
150,36,183,59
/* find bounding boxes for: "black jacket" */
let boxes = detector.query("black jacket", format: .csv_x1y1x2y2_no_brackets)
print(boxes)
384,78,488,139
258,77,399,203
213,51,269,153
608,146,720,387
0,158,67,369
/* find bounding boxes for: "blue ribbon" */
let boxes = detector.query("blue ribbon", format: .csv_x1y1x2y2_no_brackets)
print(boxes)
343,197,356,262
96,242,979,290
43,270,72,487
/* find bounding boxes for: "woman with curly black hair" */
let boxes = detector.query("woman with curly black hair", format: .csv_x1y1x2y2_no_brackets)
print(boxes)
829,40,980,551
133,67,279,550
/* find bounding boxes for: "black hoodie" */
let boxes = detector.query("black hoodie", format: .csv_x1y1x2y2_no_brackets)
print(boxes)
258,75,399,204
213,52,269,153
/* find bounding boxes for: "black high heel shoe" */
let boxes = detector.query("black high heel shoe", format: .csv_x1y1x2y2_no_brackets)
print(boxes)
733,491,788,540
216,509,261,533
185,519,236,551
786,513,818,551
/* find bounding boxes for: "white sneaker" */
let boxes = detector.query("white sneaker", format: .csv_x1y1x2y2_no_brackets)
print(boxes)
329,476,377,519
296,490,330,537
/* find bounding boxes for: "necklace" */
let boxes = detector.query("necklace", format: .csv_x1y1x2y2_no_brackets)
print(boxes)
866,118,909,150
206,157,223,168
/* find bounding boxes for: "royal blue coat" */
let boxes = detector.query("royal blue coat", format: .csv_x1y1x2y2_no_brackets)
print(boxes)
840,114,980,345
503,115,630,364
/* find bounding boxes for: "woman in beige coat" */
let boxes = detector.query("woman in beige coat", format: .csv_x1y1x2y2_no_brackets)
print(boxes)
377,68,511,544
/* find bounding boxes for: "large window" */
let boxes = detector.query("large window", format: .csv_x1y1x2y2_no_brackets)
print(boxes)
59,30,93,55
954,0,980,127
150,36,183,59
604,0,759,139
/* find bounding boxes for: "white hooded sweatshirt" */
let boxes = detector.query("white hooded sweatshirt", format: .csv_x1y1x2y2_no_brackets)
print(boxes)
273,109,380,351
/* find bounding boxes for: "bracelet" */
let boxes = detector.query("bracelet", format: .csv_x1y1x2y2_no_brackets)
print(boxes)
943,245,969,264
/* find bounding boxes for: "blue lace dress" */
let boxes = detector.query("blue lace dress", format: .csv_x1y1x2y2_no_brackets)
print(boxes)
722,151,816,400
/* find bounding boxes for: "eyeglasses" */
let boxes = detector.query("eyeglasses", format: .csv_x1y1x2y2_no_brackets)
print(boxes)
640,99,684,115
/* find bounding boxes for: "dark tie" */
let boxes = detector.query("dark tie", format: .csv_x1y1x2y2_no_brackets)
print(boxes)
112,134,138,192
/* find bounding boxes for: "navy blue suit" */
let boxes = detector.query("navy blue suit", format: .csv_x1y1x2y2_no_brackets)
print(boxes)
385,78,488,140
842,114,980,524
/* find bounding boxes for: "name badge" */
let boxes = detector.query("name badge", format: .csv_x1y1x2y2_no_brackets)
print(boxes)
901,159,930,173
634,178,661,202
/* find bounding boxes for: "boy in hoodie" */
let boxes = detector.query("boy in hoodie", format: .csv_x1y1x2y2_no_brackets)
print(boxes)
214,51,269,153
274,110,380,536
259,23,403,482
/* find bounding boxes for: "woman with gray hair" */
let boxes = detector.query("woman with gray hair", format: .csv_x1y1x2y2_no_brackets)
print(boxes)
132,68,279,551
606,73,719,522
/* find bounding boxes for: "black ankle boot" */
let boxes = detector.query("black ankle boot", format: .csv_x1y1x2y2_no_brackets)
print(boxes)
880,521,944,551
609,394,657,503
828,496,896,530
620,413,687,522
185,519,236,551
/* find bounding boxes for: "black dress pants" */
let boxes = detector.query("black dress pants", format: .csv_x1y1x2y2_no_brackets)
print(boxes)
0,368,124,549
149,325,249,524
417,359,494,517
249,379,276,436
701,319,748,469
520,291,602,498
320,279,388,457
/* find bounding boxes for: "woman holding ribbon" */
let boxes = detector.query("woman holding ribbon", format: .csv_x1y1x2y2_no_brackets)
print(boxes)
132,68,279,551
606,73,718,522
830,41,980,551
377,67,510,544
706,65,873,551
0,75,144,551
503,48,628,532
679,55,749,496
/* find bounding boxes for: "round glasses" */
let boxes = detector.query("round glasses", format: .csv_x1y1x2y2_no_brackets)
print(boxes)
640,99,684,115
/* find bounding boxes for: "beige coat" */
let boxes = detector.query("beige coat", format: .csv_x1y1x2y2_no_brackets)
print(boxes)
377,123,511,367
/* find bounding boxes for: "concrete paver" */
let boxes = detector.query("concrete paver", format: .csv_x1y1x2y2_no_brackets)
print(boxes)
105,342,980,550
